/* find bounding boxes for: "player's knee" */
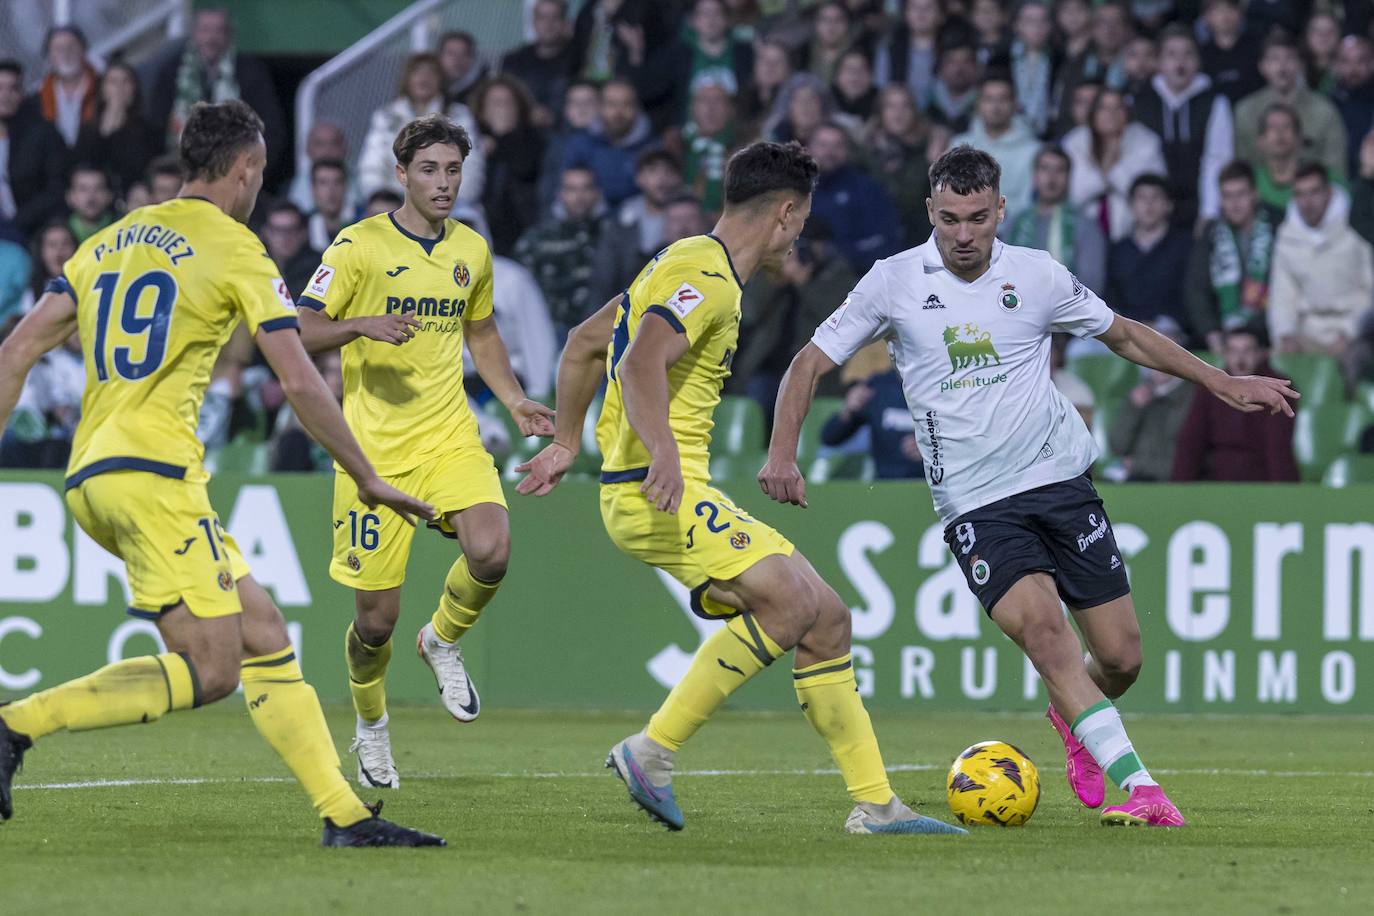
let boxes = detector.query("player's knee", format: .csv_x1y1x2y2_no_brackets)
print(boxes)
465,533,510,583
1017,612,1077,672
1099,638,1143,686
185,644,240,703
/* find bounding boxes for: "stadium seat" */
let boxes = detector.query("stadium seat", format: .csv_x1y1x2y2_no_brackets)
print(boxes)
807,451,875,482
714,395,767,456
206,439,268,475
1271,353,1341,407
710,451,766,481
800,397,845,463
1322,453,1374,486
1068,354,1138,408
1292,400,1350,482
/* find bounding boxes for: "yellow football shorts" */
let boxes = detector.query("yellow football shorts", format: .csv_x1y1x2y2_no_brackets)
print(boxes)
65,471,248,620
599,477,794,599
330,446,507,590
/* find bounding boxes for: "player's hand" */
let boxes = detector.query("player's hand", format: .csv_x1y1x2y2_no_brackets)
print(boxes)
514,442,575,497
757,455,808,508
357,476,435,526
354,314,422,345
641,452,683,513
511,398,556,437
1212,374,1299,417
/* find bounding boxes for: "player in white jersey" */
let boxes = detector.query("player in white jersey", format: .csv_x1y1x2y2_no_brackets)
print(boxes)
761,146,1297,827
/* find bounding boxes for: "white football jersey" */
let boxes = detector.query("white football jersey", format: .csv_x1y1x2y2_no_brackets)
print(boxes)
811,238,1116,524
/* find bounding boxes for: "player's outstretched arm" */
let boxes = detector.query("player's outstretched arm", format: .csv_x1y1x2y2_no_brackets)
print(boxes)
295,306,422,354
515,295,618,497
759,342,840,509
0,290,78,433
255,326,435,524
465,315,556,437
1097,314,1299,417
620,312,690,513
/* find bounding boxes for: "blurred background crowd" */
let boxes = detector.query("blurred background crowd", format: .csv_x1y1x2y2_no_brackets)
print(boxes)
3,0,1374,485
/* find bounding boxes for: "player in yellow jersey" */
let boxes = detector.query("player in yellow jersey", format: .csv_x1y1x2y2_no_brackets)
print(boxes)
516,141,965,835
296,114,553,789
0,101,444,847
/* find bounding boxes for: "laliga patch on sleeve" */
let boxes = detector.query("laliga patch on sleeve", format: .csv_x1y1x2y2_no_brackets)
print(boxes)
824,297,850,329
666,282,706,318
271,277,295,309
307,264,335,298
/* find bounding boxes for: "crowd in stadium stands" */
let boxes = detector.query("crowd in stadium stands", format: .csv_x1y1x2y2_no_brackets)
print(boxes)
4,0,1374,482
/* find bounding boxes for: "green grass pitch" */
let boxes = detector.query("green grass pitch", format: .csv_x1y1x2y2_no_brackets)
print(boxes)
4,705,1371,915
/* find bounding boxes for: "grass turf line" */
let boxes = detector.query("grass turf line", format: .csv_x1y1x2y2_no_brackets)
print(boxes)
3,706,1370,916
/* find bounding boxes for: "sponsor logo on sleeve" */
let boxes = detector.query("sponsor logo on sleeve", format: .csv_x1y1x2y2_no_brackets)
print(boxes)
824,297,850,329
666,282,705,318
307,264,335,298
272,277,295,309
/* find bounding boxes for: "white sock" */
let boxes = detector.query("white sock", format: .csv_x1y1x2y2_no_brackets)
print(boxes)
357,711,389,731
1070,699,1157,790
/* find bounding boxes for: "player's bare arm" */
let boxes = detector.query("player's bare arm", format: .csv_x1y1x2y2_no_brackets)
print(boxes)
515,294,619,496
296,306,422,353
619,310,691,513
464,313,556,437
758,342,841,509
0,290,78,431
255,325,435,524
1097,314,1299,417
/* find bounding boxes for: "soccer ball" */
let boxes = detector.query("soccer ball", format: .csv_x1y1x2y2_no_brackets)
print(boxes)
946,740,1041,827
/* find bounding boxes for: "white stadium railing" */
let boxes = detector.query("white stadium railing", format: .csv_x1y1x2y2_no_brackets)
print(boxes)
0,0,188,86
294,0,529,183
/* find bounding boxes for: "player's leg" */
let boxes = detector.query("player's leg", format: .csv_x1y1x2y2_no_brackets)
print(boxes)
418,447,509,721
346,587,402,788
992,575,1182,826
236,574,442,845
1071,595,1143,700
418,502,509,722
330,468,417,787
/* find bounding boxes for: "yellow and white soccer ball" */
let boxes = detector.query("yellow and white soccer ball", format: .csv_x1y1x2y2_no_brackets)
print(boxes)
946,740,1041,827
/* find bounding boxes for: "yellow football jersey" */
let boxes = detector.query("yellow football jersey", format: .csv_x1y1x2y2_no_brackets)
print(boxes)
596,234,742,483
297,213,493,476
59,197,299,488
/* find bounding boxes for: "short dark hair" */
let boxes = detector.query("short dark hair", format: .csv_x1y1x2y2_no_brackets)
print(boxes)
265,200,305,225
147,153,183,182
1158,23,1198,52
367,189,404,210
1129,173,1170,199
179,100,265,182
0,59,21,80
635,148,682,174
1295,161,1329,186
722,140,819,208
1261,28,1300,58
1225,320,1269,349
1218,159,1255,188
979,69,1015,96
311,157,347,181
69,162,109,187
929,145,1001,196
1260,102,1301,135
43,25,88,55
393,114,472,167
1034,145,1070,170
439,30,476,52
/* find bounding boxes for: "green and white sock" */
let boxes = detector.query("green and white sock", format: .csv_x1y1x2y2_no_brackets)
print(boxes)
1071,699,1157,791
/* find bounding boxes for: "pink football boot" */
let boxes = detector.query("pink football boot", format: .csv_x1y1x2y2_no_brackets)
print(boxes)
1047,704,1106,808
1101,784,1186,827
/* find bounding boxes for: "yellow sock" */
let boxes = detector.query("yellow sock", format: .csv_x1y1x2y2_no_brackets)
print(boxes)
646,612,783,752
241,646,370,827
0,653,198,739
345,623,392,724
794,654,892,804
431,555,501,643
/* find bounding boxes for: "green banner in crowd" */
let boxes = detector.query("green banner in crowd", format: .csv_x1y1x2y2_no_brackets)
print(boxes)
2,472,1371,714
